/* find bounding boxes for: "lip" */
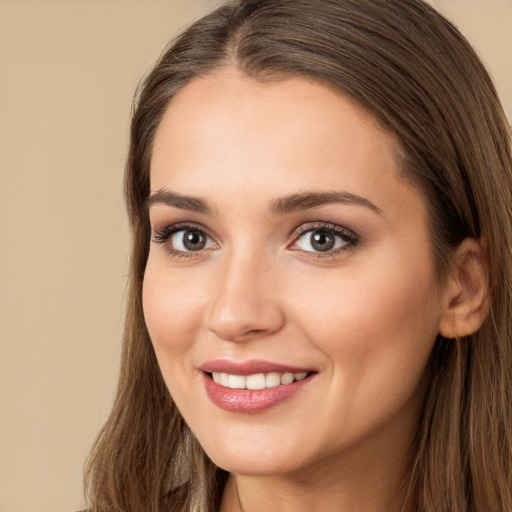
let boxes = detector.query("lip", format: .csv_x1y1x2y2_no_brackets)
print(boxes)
199,359,315,375
199,359,316,414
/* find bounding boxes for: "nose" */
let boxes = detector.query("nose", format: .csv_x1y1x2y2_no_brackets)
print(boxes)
205,250,285,343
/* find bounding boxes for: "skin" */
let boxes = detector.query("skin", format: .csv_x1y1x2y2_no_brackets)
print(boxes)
143,69,454,512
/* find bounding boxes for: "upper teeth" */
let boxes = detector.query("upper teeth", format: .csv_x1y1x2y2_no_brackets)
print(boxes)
211,372,308,390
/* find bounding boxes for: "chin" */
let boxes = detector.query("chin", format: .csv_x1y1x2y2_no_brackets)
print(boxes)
209,452,301,477
196,429,312,477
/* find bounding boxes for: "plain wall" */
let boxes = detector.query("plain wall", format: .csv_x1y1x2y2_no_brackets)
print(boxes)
0,2,510,512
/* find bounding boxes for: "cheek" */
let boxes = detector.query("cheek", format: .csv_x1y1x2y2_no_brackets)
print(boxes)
142,260,205,365
287,255,441,405
142,261,215,420
292,260,438,336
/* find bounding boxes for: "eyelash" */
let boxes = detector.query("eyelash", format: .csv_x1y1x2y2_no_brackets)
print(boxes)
289,222,359,258
151,221,359,260
151,222,215,260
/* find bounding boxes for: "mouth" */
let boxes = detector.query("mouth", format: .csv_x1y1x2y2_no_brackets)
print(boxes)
207,370,310,390
199,360,317,413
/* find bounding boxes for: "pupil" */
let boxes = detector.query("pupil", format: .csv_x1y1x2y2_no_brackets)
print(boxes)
311,230,335,251
183,230,206,250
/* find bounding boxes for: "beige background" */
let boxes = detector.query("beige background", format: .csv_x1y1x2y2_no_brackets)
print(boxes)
0,1,510,512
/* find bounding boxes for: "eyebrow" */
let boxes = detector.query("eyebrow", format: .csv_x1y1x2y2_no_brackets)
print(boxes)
270,191,383,216
146,189,212,214
146,189,382,217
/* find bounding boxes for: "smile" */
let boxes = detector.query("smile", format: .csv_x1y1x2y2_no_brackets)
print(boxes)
211,371,308,390
199,362,316,413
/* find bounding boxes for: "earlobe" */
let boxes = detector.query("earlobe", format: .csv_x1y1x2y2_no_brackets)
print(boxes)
438,238,489,339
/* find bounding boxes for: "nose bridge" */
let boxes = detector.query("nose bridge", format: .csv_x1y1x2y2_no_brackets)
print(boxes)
206,244,284,342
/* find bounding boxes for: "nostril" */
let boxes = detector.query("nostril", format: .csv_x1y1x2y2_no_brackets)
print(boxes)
245,329,265,337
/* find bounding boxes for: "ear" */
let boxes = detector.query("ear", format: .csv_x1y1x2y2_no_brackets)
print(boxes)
439,238,489,339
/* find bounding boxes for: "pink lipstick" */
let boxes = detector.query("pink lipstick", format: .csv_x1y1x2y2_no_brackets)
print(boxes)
199,359,316,413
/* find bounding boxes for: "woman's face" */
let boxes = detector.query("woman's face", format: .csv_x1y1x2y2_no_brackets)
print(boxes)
143,70,446,477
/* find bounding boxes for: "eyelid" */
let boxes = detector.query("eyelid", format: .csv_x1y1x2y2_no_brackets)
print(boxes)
288,221,359,255
151,221,214,243
150,220,358,259
151,222,219,260
290,221,359,240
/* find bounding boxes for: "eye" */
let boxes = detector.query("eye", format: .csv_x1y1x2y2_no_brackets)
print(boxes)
170,229,213,252
290,223,358,254
151,223,217,256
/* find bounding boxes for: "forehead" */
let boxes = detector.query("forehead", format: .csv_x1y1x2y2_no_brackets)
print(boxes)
150,69,423,223
153,70,390,145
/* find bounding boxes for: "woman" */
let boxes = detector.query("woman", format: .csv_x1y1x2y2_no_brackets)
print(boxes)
84,1,512,511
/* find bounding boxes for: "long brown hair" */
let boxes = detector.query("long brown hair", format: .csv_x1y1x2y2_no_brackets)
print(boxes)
84,1,512,510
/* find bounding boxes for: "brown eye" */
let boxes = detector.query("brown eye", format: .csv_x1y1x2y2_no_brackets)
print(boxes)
310,230,335,252
170,229,212,252
291,224,356,254
183,230,206,250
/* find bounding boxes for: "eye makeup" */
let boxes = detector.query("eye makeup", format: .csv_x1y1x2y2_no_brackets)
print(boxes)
151,218,360,262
